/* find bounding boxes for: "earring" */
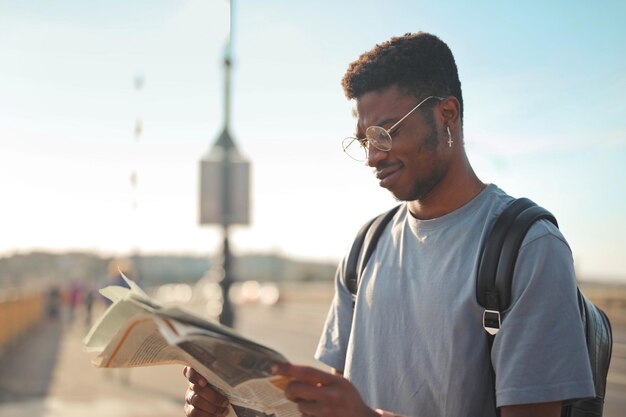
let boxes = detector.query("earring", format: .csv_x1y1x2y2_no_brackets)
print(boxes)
446,126,453,148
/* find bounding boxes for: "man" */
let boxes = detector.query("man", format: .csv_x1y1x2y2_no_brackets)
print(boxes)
183,32,594,417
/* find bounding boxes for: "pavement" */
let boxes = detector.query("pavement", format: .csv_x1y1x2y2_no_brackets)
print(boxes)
0,296,329,417
0,317,63,403
0,306,192,417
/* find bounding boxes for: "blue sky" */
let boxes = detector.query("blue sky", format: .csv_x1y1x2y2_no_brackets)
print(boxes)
1,1,625,281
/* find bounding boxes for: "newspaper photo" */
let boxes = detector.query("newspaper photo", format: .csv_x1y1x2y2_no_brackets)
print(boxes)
83,275,299,417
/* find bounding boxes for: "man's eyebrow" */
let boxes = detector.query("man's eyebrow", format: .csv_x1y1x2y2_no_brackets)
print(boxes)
354,116,395,138
373,117,394,129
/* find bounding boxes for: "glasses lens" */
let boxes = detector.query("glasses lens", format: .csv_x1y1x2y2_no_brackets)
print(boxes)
365,126,392,151
342,137,367,161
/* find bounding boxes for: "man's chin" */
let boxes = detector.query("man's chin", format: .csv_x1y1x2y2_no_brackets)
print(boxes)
388,185,432,203
387,188,412,202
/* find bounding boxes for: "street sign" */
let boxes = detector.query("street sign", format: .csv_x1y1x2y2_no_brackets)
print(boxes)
199,158,250,226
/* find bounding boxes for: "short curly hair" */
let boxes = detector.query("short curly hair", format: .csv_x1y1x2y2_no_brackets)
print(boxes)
342,32,463,119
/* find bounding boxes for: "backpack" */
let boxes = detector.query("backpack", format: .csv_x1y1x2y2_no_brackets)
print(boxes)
343,198,613,417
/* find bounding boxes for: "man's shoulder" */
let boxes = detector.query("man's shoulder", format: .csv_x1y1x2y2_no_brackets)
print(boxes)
522,218,569,252
478,183,514,211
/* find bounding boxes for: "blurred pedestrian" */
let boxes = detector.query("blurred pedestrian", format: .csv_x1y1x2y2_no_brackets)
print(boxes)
46,286,61,319
67,280,81,322
84,288,95,327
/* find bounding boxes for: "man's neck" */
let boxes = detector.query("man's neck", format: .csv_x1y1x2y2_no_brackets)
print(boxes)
407,163,485,220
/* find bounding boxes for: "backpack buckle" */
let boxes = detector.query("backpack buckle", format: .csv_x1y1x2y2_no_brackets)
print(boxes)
483,309,501,335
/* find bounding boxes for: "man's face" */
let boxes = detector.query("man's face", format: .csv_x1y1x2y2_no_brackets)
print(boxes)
355,85,450,202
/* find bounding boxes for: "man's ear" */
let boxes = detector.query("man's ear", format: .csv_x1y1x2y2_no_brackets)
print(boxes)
439,96,461,126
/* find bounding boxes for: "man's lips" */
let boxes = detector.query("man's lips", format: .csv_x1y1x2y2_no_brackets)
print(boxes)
374,163,403,188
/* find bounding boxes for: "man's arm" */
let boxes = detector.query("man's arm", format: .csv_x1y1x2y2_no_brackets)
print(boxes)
500,402,561,417
375,403,561,417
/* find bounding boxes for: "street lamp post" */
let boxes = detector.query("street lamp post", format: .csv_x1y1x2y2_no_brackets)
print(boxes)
199,0,249,327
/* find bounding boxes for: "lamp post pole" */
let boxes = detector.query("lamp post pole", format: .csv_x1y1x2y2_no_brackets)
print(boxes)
199,0,249,327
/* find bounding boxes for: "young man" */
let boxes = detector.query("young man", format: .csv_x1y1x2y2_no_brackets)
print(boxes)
183,32,594,417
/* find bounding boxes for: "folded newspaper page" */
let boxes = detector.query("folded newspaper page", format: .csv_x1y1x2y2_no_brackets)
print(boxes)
83,275,299,417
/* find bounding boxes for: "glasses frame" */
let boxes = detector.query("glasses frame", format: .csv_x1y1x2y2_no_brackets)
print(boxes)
342,95,445,162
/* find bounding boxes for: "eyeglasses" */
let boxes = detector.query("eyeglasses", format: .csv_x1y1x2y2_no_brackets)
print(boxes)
341,95,444,161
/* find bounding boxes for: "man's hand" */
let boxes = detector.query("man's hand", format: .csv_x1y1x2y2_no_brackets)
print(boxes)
274,363,379,417
183,366,230,417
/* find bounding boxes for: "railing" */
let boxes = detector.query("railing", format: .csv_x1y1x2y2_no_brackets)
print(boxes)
0,290,45,350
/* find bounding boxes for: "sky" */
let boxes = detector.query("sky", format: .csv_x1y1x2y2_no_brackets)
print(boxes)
1,0,625,281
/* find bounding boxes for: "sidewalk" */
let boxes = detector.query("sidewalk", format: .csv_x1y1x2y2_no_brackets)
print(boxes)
0,317,63,403
0,308,187,417
0,295,328,417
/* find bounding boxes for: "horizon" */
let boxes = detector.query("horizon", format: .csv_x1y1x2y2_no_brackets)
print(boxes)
0,248,622,285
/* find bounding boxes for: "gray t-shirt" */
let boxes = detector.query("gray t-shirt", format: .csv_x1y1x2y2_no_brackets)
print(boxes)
315,185,594,417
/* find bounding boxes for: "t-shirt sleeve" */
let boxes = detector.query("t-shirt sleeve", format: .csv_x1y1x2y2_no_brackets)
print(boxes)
314,256,355,372
491,221,595,407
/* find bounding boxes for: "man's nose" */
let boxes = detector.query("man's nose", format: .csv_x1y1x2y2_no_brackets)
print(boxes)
365,144,388,167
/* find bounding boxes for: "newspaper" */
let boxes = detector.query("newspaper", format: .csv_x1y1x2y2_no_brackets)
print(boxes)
83,275,299,417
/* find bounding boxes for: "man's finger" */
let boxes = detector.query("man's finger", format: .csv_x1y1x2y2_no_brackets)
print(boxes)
190,382,228,405
183,367,207,387
186,387,229,415
296,399,325,417
283,380,320,402
274,364,339,386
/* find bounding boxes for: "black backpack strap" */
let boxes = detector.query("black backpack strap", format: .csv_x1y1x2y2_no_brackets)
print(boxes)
345,216,379,296
345,205,401,304
476,198,535,334
477,198,557,335
495,204,557,310
478,199,557,417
